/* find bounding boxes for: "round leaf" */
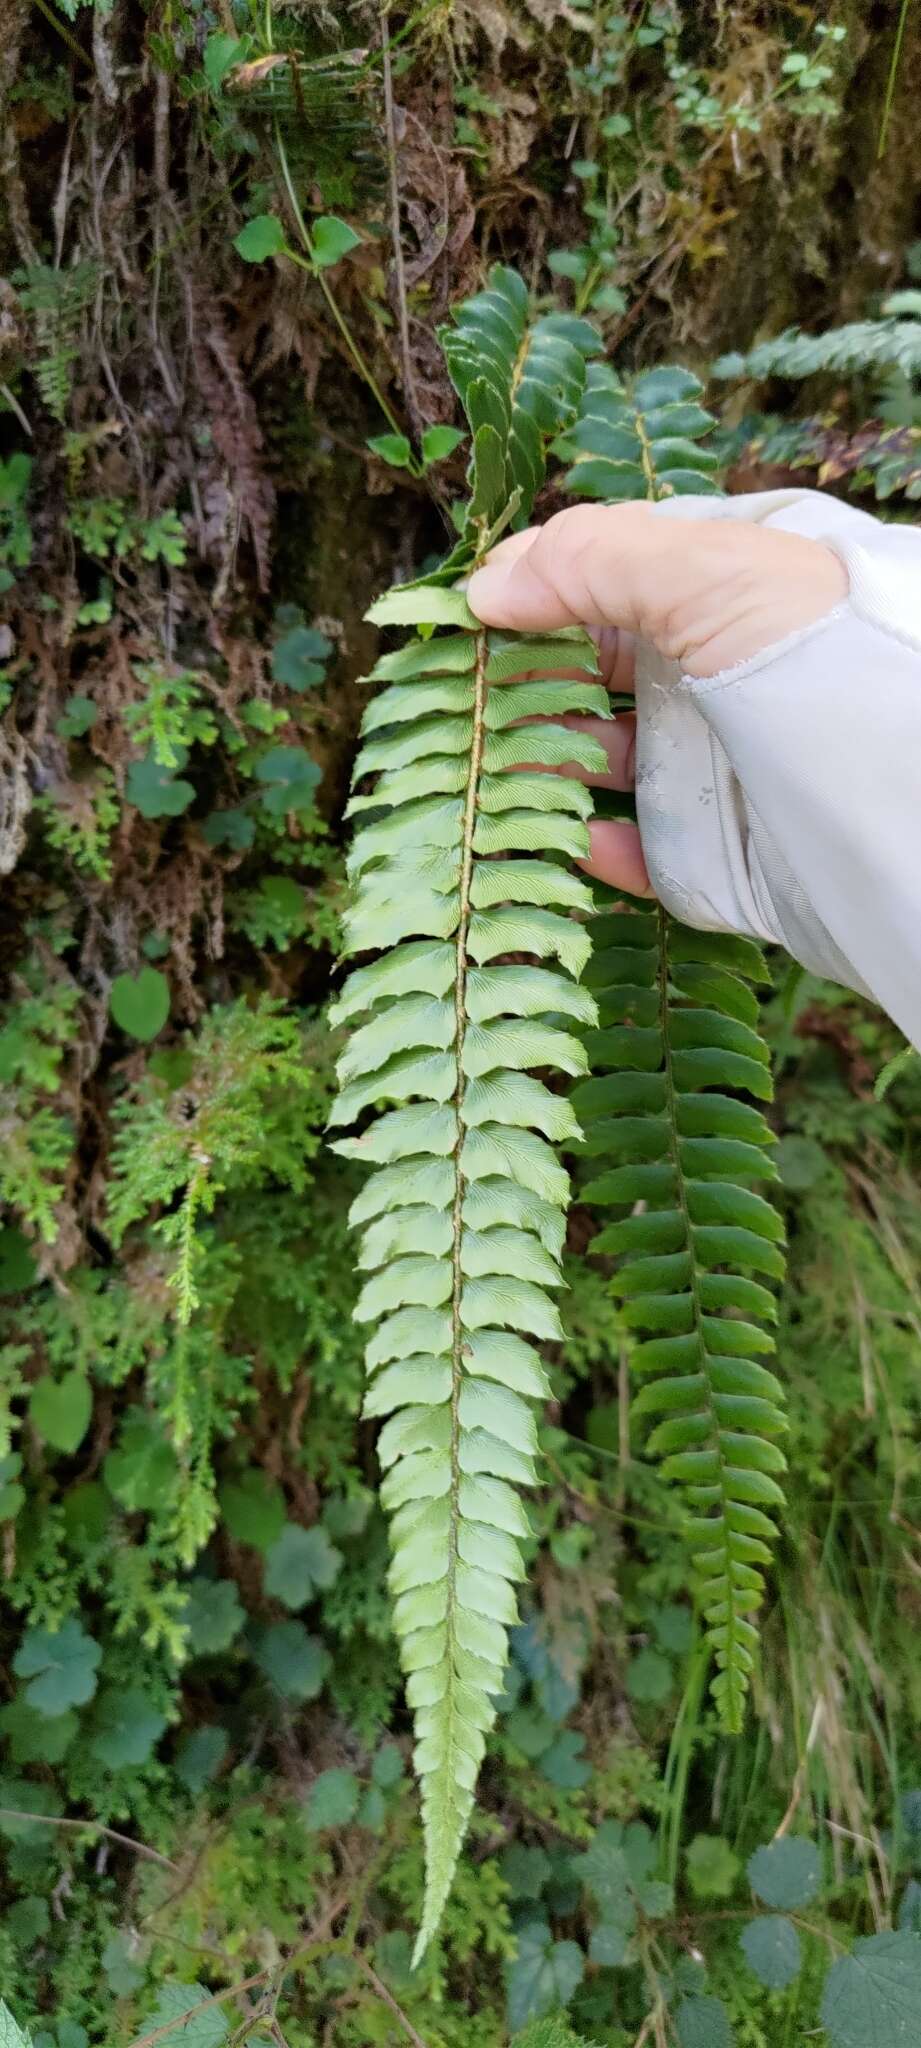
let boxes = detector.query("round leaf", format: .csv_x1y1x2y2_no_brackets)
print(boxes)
234,214,287,262
13,1619,101,1717
180,1578,245,1655
820,1930,921,2048
304,1767,360,1830
686,1834,740,1902
421,424,465,465
175,1725,229,1794
264,1524,344,1609
740,1915,801,1991
220,1470,286,1552
90,1687,167,1769
675,1996,734,2048
109,968,170,1043
253,1621,330,1700
626,1646,674,1705
367,433,413,469
747,1837,821,1910
311,215,361,268
29,1370,92,1454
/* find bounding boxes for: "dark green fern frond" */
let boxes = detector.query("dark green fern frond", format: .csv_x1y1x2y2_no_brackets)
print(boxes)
555,363,789,1729
553,361,720,504
330,269,603,1957
574,904,786,1732
441,268,602,531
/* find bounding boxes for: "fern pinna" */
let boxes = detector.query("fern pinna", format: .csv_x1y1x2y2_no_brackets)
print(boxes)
330,268,605,1954
560,364,789,1733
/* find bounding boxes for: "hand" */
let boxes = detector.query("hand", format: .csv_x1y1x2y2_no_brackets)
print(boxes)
467,503,848,897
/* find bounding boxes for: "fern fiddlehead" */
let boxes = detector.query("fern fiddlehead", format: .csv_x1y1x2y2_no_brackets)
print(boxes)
559,364,789,1730
330,269,603,1952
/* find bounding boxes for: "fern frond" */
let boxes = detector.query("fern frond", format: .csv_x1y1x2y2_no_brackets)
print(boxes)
714,313,921,385
14,261,100,425
555,367,788,1729
574,905,786,1732
553,362,721,503
330,270,601,1958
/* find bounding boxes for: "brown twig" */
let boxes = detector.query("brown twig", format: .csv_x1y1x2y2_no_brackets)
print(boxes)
129,1972,269,2048
379,4,421,443
0,1807,180,1872
354,1956,430,2048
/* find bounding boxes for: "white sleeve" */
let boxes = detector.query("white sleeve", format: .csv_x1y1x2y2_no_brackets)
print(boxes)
634,488,921,1049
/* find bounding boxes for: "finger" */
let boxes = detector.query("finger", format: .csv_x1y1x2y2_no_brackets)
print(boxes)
477,536,635,693
556,713,636,789
468,503,848,676
468,505,664,636
507,711,636,790
581,818,654,898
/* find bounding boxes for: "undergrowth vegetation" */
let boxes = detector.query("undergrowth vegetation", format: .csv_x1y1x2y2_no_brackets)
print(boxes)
1,0,920,2043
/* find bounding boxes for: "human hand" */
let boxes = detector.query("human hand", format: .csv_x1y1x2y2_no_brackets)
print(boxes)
467,503,848,897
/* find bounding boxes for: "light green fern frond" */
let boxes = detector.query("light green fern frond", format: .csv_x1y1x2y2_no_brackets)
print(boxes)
713,311,921,384
330,269,603,1958
575,906,785,1732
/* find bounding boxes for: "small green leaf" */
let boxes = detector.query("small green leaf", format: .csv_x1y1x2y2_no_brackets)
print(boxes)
139,1984,228,2048
421,425,465,466
180,1578,245,1655
0,1229,36,1294
89,1687,167,1769
311,215,361,267
271,624,332,690
740,1915,801,1990
109,968,170,1043
548,247,591,282
254,745,321,816
234,214,287,263
626,1647,673,1705
203,31,242,91
104,1409,178,1513
264,1524,344,1609
539,1729,590,1788
253,1621,331,1700
371,1743,404,1790
29,1371,92,1454
675,1996,734,2048
101,1932,147,1997
367,433,413,469
687,1834,740,1901
13,1619,101,1717
0,1454,24,1521
820,1930,921,2048
304,1767,360,1830
175,1726,229,1794
506,1921,584,2033
0,1695,77,1764
201,808,255,851
126,752,195,818
747,1837,821,1910
589,1922,631,1966
55,694,97,738
219,1470,286,1552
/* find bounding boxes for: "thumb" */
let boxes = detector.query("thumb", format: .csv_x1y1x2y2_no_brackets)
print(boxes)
467,502,848,677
